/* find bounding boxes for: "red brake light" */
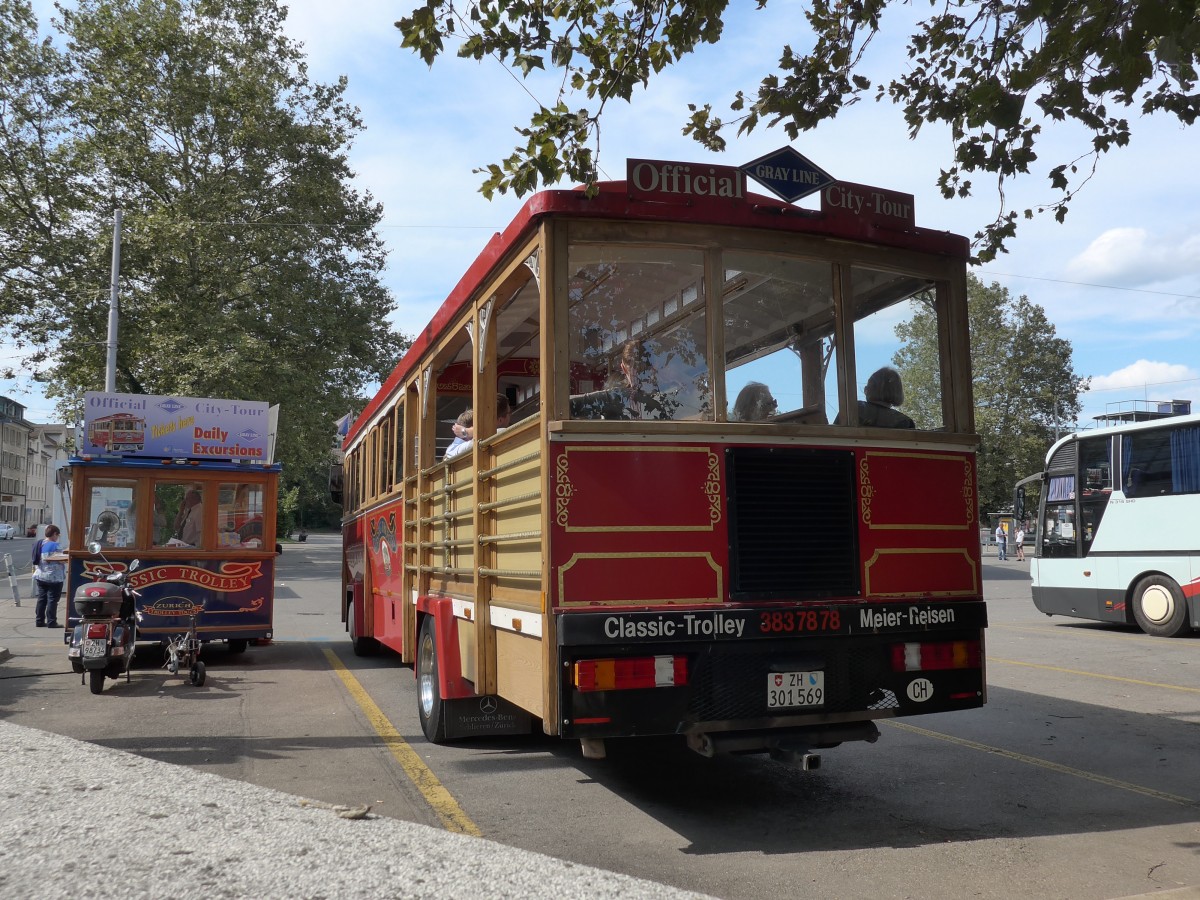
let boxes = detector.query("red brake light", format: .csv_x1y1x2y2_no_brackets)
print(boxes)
86,623,109,639
891,640,981,672
573,656,688,692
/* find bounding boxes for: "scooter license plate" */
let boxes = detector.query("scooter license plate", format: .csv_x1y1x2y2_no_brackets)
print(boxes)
82,639,108,659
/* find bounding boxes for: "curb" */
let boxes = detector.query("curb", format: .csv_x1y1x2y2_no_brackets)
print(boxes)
0,646,10,664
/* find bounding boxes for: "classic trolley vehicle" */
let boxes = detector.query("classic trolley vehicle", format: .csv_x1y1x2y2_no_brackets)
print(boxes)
87,412,147,452
1016,411,1200,637
336,155,987,762
63,392,280,653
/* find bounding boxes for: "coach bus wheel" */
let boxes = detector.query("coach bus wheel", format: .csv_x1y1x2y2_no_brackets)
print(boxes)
416,617,448,743
227,640,248,654
348,600,376,657
1132,575,1191,638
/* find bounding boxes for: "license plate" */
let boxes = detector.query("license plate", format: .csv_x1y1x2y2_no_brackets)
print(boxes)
766,671,825,708
82,639,108,659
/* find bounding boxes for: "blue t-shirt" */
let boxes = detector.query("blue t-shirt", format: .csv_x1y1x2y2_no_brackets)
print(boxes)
35,539,66,584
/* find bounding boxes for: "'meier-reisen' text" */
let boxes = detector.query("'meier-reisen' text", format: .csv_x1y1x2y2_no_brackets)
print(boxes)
860,606,956,629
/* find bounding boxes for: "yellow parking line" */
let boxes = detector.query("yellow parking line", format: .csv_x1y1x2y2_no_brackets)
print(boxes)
990,656,1200,694
889,721,1199,807
323,648,481,836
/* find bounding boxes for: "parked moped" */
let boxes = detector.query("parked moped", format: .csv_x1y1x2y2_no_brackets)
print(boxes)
67,541,140,695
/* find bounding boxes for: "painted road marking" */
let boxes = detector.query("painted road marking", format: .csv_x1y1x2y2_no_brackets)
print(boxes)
990,656,1200,694
323,648,481,836
890,721,1199,808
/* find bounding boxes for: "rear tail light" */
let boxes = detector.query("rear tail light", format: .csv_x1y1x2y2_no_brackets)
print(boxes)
891,640,981,672
86,623,109,640
573,656,688,692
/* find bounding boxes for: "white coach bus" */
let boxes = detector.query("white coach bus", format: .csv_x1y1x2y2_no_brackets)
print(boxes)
1015,412,1200,637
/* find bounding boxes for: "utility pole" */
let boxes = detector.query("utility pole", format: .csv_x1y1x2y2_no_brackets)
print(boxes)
105,210,122,392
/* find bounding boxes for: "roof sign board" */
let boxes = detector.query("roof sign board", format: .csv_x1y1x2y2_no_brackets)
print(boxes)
740,147,835,203
626,158,746,203
82,391,271,461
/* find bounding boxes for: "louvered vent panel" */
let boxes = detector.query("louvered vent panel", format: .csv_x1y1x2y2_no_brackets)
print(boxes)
727,447,860,600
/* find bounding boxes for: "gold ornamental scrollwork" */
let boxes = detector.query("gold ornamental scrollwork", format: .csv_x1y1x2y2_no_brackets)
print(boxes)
962,458,975,525
704,451,722,525
555,452,574,528
859,455,874,526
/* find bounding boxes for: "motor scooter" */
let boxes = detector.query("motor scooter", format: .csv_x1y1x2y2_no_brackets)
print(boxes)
67,542,140,695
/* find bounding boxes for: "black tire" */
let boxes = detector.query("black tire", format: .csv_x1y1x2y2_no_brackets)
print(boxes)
416,617,448,743
1132,575,1191,638
348,599,376,657
190,661,206,686
88,669,105,694
227,639,248,655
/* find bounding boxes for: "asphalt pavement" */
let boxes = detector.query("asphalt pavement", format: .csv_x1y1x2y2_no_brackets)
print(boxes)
0,543,705,900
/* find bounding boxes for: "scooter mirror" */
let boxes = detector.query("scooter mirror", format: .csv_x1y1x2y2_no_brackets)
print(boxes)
129,559,141,573
88,541,102,554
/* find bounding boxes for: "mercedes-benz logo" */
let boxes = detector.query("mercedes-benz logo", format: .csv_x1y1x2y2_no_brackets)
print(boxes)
479,696,498,715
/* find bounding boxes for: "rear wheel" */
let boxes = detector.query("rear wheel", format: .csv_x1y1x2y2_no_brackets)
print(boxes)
1132,575,1191,637
416,617,447,743
227,639,247,655
190,661,206,686
88,670,104,694
348,599,376,657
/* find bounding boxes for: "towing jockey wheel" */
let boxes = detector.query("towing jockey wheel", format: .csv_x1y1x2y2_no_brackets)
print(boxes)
190,661,206,686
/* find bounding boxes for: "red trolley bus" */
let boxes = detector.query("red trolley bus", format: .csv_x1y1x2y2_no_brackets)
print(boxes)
87,413,146,452
336,155,985,762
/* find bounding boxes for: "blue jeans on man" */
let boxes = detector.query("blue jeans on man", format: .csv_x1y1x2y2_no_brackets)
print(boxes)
997,538,1007,560
35,578,63,627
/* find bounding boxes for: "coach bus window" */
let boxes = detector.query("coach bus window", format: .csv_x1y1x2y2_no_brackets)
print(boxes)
494,273,542,425
567,245,709,421
1123,429,1172,497
722,251,835,425
1078,436,1112,552
393,404,404,485
850,268,942,430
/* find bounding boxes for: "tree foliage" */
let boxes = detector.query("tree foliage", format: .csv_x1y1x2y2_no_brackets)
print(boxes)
894,273,1086,516
396,0,1199,260
1,0,407,523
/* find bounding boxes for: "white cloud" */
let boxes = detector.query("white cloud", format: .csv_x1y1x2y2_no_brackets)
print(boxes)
1088,360,1199,393
1066,227,1200,287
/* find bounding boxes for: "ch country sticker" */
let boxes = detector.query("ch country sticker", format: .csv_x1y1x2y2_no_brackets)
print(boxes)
906,678,934,702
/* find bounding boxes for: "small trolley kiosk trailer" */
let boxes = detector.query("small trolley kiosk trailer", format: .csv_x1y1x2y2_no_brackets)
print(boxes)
62,392,280,653
336,155,987,762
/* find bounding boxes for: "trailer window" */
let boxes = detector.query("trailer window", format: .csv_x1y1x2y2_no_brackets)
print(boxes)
86,480,136,548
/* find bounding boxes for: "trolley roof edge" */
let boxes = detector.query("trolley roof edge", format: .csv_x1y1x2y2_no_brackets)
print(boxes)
346,173,972,446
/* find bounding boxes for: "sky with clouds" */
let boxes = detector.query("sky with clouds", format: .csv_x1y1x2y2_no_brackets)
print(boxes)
8,0,1199,429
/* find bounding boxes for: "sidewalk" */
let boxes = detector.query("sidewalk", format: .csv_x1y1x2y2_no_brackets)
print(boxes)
0,719,709,899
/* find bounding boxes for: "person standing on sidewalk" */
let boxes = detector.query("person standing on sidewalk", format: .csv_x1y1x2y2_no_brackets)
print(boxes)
995,523,1007,561
33,525,66,628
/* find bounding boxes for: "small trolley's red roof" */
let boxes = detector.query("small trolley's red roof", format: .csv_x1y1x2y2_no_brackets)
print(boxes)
346,179,969,444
